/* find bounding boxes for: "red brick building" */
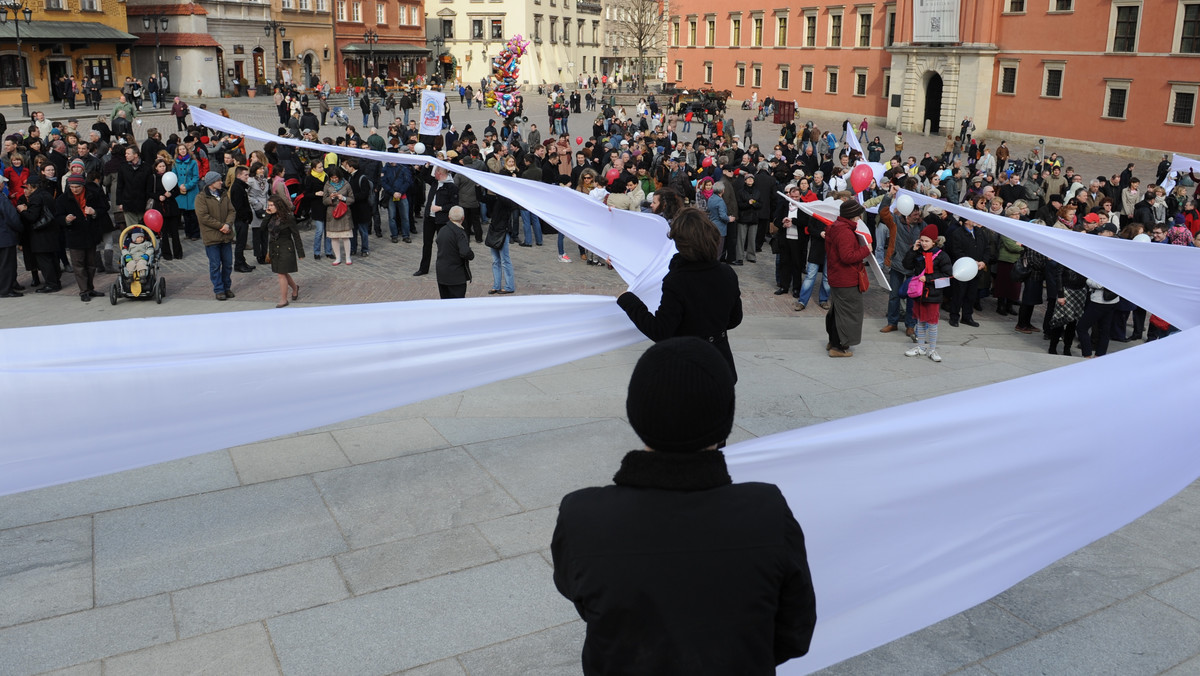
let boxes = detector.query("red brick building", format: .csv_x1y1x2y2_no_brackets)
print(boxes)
334,0,428,86
668,0,1200,157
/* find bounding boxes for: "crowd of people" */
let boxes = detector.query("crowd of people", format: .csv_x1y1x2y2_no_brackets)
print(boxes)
2,91,1196,355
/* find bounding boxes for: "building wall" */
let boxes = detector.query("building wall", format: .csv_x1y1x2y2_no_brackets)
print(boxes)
668,0,1200,157
274,0,337,89
334,0,427,86
0,0,134,108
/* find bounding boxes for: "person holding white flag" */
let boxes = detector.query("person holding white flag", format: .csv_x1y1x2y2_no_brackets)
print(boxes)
417,89,446,137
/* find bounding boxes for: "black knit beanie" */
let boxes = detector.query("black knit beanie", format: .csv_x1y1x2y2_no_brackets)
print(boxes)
626,337,736,453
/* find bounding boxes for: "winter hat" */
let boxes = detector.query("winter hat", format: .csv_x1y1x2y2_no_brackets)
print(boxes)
69,158,86,173
920,224,938,241
625,337,735,453
201,171,222,188
840,199,865,220
66,175,86,187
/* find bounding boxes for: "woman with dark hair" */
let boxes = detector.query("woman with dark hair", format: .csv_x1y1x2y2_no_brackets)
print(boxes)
153,157,183,260
616,207,744,380
263,194,304,307
17,178,62,293
651,187,684,223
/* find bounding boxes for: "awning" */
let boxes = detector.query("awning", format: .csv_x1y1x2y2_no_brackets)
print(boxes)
340,43,430,55
0,21,137,43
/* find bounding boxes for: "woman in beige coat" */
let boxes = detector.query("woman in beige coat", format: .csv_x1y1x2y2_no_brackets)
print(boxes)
322,167,356,265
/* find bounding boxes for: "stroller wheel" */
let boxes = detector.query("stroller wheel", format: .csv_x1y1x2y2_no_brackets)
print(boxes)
160,277,167,297
108,282,119,305
154,278,164,304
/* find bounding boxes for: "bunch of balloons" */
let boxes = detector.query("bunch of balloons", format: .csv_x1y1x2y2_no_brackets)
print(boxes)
490,34,530,119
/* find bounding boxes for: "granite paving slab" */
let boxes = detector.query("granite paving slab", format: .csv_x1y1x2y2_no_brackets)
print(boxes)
0,517,93,629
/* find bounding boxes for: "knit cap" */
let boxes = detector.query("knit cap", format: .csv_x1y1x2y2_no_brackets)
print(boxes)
920,224,938,240
70,158,86,172
626,337,735,453
66,175,86,187
840,199,865,220
201,171,222,188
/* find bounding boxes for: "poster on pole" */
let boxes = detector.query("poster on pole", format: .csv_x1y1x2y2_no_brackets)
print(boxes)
418,89,446,136
913,0,960,43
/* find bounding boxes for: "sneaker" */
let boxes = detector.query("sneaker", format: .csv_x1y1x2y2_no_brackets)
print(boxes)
905,346,927,357
558,254,572,262
793,301,805,312
928,349,942,363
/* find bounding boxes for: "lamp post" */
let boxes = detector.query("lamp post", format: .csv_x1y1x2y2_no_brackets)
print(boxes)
363,29,378,84
0,0,34,117
428,35,444,84
264,20,286,86
142,13,169,104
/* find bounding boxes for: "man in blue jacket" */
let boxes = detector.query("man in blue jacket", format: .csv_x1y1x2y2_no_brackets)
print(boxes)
381,154,413,243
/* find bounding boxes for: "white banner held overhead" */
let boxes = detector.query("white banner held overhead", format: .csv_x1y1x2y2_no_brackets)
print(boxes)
418,89,446,136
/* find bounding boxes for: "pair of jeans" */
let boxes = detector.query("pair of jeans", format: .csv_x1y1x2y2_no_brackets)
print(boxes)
491,238,515,292
797,261,830,306
887,268,916,328
351,222,370,254
205,242,233,294
311,220,333,256
388,197,411,238
557,233,566,256
150,92,159,109
520,210,542,245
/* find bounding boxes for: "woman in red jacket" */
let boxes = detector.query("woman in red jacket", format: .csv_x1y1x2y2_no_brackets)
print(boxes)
824,199,873,357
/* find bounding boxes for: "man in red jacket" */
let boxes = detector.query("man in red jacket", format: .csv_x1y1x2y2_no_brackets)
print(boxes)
824,200,873,357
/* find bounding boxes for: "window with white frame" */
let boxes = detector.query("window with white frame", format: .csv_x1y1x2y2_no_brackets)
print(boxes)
731,16,741,45
80,0,99,10
494,18,505,39
1103,79,1130,119
1110,2,1140,53
826,66,839,93
672,21,680,45
45,0,63,9
854,68,867,96
802,65,814,92
707,17,716,46
1041,61,1065,98
675,61,683,81
299,0,311,9
998,59,1018,94
1052,0,1073,11
1169,82,1198,125
752,65,762,87
736,64,746,86
551,16,557,42
752,15,763,46
689,19,697,45
282,40,294,59
776,15,787,46
705,62,713,83
857,11,871,47
397,4,406,24
352,1,361,21
282,0,294,9
316,0,328,11
829,11,843,47
886,8,896,45
1180,3,1200,53
779,67,790,89
376,3,385,24
338,0,347,20
804,11,817,46
882,68,890,98
1005,0,1025,12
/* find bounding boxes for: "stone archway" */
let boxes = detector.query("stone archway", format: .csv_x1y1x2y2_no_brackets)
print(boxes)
301,51,320,89
923,71,944,135
899,54,957,135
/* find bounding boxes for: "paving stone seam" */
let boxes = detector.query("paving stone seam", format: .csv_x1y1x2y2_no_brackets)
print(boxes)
307,474,355,552
1146,574,1200,625
261,618,287,676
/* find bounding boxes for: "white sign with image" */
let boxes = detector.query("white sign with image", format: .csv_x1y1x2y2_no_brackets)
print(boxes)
913,0,960,43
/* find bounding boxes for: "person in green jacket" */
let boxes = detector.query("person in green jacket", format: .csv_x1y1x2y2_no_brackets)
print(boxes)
111,95,137,123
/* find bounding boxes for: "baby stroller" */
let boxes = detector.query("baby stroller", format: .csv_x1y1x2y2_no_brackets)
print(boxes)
330,106,350,126
109,224,167,304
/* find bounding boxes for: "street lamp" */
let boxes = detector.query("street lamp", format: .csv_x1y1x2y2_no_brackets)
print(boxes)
142,13,170,105
363,29,378,84
0,0,34,117
264,20,286,85
428,35,444,83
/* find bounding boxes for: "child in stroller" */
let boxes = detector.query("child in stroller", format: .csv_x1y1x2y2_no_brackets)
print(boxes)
109,223,167,303
124,229,154,276
330,107,350,126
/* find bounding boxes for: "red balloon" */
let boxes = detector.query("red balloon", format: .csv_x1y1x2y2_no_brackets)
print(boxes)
605,168,621,184
701,156,713,168
143,209,163,233
575,136,583,145
849,164,874,194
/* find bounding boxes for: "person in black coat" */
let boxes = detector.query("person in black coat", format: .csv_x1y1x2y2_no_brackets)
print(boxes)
117,145,154,227
18,178,62,292
413,165,459,276
944,217,989,327
617,207,744,380
58,175,104,301
434,206,473,298
0,188,23,297
552,337,817,675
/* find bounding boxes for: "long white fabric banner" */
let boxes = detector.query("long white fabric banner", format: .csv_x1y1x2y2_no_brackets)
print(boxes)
3,113,1199,674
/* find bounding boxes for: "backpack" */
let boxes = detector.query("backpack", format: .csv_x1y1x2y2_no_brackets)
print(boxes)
284,177,306,218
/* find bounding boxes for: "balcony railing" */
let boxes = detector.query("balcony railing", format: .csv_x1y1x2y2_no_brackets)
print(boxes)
577,1,602,15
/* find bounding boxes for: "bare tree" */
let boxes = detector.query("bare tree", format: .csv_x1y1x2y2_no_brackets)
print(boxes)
606,0,668,91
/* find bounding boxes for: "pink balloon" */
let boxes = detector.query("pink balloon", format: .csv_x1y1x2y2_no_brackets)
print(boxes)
575,136,583,145
605,168,621,184
143,209,163,233
849,164,874,194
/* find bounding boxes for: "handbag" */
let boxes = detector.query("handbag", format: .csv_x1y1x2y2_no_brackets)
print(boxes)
905,274,925,299
31,209,55,231
857,266,870,293
1011,249,1033,282
484,221,507,250
331,199,348,220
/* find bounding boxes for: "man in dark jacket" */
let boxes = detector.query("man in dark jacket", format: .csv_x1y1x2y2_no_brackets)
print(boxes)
945,217,989,327
413,166,459,276
381,156,414,243
0,181,23,297
434,206,473,298
552,337,817,675
341,158,374,257
117,145,154,227
229,165,256,273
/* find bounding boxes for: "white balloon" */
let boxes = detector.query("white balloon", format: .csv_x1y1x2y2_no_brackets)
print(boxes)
895,194,916,216
952,257,979,282
161,171,178,191
414,142,426,154
1133,233,1152,242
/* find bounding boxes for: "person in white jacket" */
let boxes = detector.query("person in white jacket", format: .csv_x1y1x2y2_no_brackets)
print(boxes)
1075,225,1120,357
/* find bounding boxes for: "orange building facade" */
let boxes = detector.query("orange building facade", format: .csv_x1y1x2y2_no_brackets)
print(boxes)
667,0,1200,158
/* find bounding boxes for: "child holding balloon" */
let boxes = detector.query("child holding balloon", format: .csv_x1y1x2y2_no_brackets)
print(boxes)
902,224,953,362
